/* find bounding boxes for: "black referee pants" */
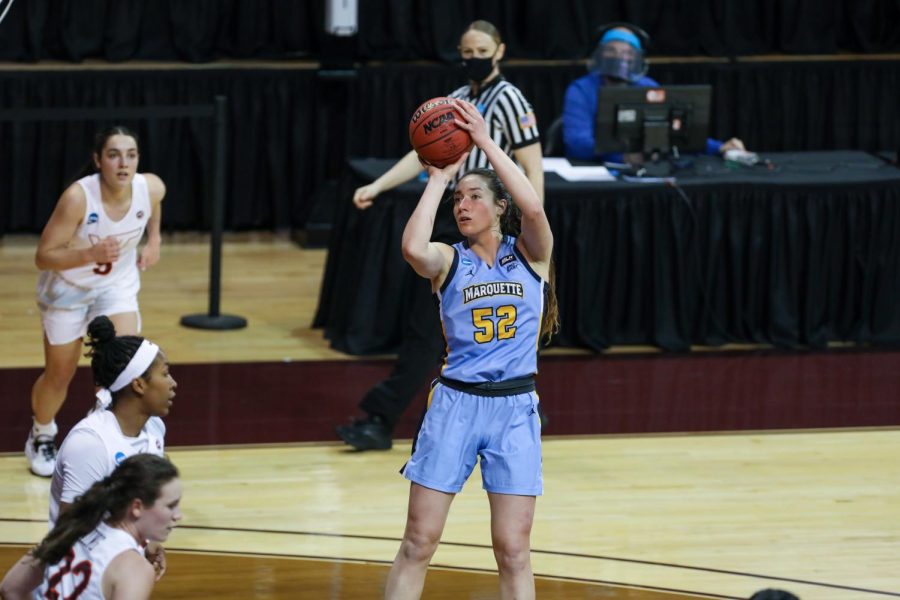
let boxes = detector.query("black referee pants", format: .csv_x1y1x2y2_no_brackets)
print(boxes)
358,274,444,429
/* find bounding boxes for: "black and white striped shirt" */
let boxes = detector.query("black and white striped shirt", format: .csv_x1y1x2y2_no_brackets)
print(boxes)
448,76,540,182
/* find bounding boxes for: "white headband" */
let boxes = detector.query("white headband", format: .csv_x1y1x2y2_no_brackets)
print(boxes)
109,339,160,392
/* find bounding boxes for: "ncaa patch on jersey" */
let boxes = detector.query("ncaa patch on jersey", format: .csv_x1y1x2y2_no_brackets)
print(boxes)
87,212,99,224
519,112,536,129
114,451,126,465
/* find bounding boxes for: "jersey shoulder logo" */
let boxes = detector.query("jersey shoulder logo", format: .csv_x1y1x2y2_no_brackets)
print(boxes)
86,212,99,225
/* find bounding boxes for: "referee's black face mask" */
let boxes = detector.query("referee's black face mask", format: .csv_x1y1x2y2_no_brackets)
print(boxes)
461,53,496,83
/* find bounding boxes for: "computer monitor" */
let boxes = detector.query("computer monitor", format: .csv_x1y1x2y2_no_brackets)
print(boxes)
595,84,711,158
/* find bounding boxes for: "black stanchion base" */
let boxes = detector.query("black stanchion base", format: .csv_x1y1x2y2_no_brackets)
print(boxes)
180,314,248,330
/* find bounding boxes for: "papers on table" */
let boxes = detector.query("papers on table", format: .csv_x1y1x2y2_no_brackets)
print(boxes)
542,157,617,182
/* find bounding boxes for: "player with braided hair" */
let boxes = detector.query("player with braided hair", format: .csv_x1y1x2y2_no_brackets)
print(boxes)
0,454,181,600
45,315,176,580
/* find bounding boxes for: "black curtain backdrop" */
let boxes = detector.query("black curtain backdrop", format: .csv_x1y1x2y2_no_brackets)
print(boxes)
1,58,898,234
0,0,323,62
0,67,324,233
1,0,899,62
348,60,900,159
315,156,900,353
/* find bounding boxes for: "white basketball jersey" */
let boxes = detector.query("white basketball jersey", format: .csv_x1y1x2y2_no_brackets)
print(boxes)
58,173,152,288
49,410,166,527
34,522,142,600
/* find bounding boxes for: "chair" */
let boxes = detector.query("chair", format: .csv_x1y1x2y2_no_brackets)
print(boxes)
542,116,565,157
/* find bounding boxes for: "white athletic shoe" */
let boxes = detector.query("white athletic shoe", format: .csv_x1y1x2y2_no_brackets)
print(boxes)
25,431,57,477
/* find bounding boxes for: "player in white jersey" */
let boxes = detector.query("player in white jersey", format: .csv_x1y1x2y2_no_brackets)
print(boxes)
47,315,176,579
26,126,166,477
0,454,182,600
338,20,544,451
385,99,558,600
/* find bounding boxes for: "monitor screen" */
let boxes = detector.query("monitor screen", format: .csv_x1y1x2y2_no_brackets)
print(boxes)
595,84,711,157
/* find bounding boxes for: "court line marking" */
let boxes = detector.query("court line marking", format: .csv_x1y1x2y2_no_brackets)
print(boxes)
2,519,898,597
0,543,733,599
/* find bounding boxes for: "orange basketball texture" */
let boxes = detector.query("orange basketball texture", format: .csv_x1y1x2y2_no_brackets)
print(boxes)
408,97,473,168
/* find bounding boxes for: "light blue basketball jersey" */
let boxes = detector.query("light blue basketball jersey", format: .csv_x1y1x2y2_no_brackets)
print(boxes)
438,236,547,382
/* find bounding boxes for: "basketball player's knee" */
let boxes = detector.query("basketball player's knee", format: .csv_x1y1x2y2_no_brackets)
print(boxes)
400,529,440,563
492,538,531,573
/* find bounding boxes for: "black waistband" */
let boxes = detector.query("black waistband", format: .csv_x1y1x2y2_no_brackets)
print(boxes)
437,375,535,397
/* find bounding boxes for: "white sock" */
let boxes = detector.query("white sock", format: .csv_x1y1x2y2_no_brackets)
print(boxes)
32,418,58,439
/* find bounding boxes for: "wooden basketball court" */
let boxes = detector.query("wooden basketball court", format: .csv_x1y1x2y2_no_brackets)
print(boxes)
1,234,898,599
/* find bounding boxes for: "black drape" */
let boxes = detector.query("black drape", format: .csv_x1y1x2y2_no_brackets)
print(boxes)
3,0,899,62
0,0,322,62
0,67,322,233
315,154,900,353
348,60,900,159
2,59,898,234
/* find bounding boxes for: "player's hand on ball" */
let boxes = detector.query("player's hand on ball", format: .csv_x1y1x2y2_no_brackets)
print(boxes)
450,99,490,148
421,151,469,184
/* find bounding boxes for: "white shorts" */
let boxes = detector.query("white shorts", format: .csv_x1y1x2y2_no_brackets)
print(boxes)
36,270,141,345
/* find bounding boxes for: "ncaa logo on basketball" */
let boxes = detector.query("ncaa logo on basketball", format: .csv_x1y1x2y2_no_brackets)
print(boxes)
87,212,100,224
423,112,454,134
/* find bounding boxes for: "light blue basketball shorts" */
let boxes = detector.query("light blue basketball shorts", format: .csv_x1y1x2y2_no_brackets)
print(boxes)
401,380,543,496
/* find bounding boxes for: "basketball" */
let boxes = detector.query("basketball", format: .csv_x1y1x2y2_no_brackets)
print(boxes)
408,97,472,168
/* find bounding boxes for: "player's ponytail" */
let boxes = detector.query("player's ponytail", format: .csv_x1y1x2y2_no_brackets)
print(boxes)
84,316,147,403
32,454,179,566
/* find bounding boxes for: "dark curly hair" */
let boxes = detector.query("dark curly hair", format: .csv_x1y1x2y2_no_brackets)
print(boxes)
84,316,152,402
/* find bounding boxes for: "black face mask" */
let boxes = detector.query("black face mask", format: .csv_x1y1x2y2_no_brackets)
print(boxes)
461,56,495,83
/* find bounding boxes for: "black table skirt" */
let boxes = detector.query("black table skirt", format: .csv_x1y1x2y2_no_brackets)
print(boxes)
314,151,900,353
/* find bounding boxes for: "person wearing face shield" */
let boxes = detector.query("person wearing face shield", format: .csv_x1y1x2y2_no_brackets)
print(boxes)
336,20,544,452
562,24,745,163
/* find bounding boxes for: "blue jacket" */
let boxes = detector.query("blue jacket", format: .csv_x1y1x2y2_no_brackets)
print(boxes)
562,72,723,162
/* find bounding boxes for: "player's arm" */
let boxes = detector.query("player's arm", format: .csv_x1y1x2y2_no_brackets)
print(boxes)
0,552,44,600
138,173,166,270
453,99,553,270
35,184,119,271
401,154,466,283
353,151,424,210
104,551,154,600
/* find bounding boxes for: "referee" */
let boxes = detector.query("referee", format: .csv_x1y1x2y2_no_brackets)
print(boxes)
337,19,544,451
